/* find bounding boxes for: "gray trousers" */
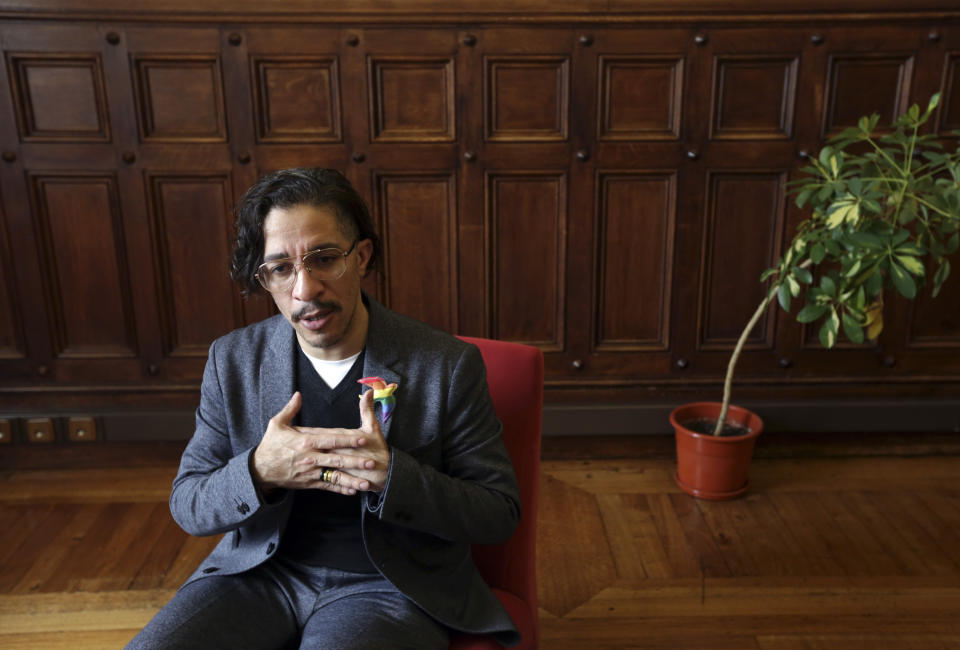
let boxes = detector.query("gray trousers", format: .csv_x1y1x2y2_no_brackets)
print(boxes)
125,557,450,650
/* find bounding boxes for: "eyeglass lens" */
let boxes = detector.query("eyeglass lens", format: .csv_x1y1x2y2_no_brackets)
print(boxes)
260,248,347,291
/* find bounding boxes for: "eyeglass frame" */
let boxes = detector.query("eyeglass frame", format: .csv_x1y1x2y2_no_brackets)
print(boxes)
255,239,359,293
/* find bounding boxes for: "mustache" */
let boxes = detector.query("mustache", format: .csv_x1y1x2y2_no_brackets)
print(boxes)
292,300,341,322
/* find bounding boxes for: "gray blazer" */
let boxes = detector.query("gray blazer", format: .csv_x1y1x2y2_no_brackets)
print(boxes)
170,295,521,645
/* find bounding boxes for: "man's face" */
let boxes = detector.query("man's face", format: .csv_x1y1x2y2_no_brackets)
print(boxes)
261,203,372,360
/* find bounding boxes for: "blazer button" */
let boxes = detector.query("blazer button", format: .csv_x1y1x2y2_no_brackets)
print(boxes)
266,542,276,554
202,567,219,574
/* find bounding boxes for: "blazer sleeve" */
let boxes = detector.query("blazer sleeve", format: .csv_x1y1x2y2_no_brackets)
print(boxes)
169,339,287,537
372,344,521,544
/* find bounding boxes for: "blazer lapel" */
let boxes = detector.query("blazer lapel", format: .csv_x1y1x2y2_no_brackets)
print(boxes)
361,296,403,442
259,317,297,437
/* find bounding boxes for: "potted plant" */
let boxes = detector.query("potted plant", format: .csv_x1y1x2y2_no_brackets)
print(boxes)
672,92,960,499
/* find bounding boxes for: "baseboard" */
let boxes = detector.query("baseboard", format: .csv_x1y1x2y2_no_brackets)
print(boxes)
1,398,957,444
543,398,960,435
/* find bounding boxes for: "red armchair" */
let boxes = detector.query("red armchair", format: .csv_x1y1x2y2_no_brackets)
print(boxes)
450,336,543,650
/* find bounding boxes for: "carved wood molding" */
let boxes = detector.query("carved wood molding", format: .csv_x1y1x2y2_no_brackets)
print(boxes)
2,0,960,23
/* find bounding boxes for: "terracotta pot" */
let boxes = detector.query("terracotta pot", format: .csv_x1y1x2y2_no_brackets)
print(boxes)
670,402,763,500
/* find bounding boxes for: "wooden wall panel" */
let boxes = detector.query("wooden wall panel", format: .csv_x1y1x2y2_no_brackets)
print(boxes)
252,57,341,143
6,54,110,142
941,53,960,134
0,267,21,359
30,174,136,358
711,55,798,140
132,56,227,142
906,262,960,348
1,8,958,422
375,172,457,332
595,172,675,350
485,56,569,142
700,172,786,350
0,199,25,360
823,54,914,137
488,173,566,349
369,57,455,142
148,175,240,357
598,56,683,141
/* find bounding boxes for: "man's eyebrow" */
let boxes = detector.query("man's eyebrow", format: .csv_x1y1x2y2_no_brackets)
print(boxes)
263,242,341,263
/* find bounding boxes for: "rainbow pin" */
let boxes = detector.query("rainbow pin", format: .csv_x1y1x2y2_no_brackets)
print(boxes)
358,376,399,424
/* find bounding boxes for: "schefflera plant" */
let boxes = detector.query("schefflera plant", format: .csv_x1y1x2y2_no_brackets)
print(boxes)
713,92,960,436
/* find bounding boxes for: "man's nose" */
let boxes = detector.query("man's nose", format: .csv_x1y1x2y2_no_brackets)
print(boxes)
291,266,325,301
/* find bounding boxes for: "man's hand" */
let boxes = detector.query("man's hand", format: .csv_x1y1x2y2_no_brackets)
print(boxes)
251,392,375,496
332,389,392,493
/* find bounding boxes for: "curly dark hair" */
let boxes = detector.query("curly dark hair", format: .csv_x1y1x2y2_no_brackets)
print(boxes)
230,168,381,296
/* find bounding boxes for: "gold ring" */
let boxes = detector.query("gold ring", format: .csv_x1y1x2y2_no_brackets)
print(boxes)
322,468,335,483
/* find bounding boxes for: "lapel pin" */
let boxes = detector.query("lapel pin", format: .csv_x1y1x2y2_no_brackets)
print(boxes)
358,376,399,424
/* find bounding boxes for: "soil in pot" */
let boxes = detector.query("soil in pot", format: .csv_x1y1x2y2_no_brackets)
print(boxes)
681,417,752,437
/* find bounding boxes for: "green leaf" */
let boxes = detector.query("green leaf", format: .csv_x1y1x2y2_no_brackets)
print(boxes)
819,308,840,348
792,266,813,284
778,283,791,311
845,258,863,278
797,303,829,323
898,200,917,224
927,92,941,115
821,275,837,297
826,198,859,229
892,229,911,247
895,255,925,276
819,146,834,169
760,268,778,282
889,261,917,299
839,126,863,140
788,275,801,297
846,231,883,250
863,198,883,214
948,232,960,255
842,312,865,344
932,259,951,298
856,286,866,310
810,242,827,264
825,239,843,256
865,268,884,297
795,189,813,208
895,242,925,256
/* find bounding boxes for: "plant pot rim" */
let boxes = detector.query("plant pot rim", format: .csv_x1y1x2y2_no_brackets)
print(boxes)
670,401,763,442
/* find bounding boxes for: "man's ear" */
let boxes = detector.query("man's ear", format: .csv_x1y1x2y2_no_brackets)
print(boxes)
355,238,374,276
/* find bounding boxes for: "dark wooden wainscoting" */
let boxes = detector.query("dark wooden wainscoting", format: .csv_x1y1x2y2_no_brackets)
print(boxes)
2,0,960,440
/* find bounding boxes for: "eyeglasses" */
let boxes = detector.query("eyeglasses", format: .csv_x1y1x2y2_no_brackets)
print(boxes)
256,240,357,293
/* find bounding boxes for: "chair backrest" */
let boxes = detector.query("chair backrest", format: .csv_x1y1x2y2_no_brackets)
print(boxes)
458,336,543,647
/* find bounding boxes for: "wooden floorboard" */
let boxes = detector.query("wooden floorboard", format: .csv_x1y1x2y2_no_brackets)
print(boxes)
1,434,959,648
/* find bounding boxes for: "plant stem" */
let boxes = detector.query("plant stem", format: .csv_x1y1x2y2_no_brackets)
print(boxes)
865,137,904,176
713,257,815,436
712,283,778,436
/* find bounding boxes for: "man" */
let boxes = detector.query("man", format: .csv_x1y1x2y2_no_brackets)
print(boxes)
128,168,521,649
